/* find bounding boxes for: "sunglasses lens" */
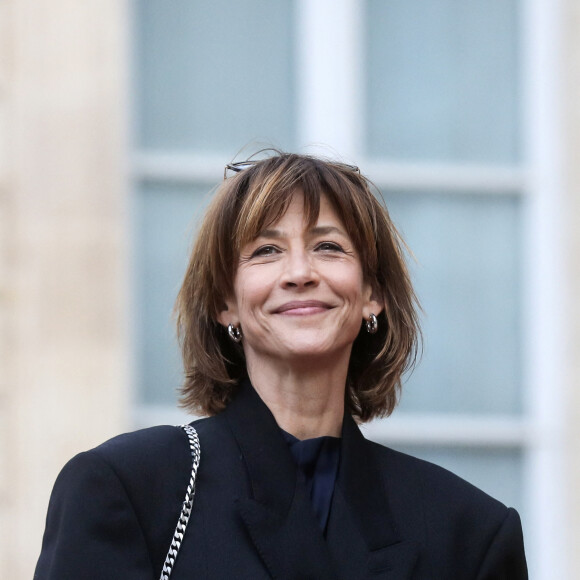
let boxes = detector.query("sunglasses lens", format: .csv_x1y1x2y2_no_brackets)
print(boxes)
224,161,258,179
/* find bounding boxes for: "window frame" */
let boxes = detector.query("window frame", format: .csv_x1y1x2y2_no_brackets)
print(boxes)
130,1,569,576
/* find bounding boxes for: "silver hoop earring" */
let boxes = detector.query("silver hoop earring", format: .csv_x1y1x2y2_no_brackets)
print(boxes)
365,313,378,334
227,323,243,343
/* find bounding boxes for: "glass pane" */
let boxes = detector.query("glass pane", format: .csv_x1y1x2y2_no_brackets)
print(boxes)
365,0,520,163
385,191,522,415
134,181,214,405
135,0,296,152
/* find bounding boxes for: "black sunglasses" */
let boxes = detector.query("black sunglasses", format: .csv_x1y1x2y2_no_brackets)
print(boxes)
223,161,259,179
223,159,360,180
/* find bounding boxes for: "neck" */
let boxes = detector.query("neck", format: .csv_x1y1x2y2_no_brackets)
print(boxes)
245,352,349,439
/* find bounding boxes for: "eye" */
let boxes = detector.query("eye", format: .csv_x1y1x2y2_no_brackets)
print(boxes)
315,241,344,252
251,245,280,258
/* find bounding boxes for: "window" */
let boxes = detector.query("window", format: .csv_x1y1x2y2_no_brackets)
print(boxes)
131,1,555,575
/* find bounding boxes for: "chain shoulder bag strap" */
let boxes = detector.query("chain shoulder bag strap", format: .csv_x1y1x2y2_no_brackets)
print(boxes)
159,424,201,580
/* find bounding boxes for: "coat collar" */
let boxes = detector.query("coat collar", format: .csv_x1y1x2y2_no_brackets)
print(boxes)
223,380,418,579
326,415,419,578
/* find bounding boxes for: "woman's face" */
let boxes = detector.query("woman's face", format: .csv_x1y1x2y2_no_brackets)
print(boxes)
219,191,382,367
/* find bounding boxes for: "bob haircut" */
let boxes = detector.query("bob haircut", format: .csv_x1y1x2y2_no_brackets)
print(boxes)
175,152,420,422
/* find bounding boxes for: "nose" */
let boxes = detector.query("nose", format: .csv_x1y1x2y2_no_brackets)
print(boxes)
280,247,319,289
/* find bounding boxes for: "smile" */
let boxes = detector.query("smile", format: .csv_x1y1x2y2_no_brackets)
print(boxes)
273,301,333,315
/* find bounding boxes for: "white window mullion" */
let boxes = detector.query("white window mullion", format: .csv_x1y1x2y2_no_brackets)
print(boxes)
362,160,525,193
131,151,224,183
363,415,529,448
295,0,364,159
131,150,525,195
132,404,528,448
523,0,568,578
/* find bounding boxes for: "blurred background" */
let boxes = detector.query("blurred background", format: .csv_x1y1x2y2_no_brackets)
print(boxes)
1,0,579,578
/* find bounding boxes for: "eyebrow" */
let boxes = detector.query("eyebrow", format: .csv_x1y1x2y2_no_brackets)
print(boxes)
258,225,347,239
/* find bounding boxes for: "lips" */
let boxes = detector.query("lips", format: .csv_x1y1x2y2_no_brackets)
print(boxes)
273,300,333,315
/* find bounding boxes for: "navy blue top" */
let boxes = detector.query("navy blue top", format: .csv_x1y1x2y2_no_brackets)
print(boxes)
281,429,341,535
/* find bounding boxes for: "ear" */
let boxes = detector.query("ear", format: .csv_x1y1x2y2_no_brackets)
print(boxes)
362,283,384,320
217,297,239,328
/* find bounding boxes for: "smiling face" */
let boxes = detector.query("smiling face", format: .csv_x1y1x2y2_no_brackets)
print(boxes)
218,191,382,369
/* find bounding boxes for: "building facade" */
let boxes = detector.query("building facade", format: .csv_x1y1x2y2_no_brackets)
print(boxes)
0,1,579,578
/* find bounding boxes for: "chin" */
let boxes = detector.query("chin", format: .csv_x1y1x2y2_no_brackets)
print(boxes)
278,339,353,362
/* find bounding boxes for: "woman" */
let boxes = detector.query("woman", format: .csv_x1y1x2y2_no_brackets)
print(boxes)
35,152,527,579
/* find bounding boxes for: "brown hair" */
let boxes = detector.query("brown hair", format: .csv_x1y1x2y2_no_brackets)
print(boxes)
175,152,420,422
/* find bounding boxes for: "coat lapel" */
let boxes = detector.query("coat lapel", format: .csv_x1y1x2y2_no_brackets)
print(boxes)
325,416,420,579
223,381,419,579
224,381,338,580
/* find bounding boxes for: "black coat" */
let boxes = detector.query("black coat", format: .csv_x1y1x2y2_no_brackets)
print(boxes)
35,382,527,579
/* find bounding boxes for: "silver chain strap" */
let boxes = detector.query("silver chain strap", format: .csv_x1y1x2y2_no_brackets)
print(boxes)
159,424,201,580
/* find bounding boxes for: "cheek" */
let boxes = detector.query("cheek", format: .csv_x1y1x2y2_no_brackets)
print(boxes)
333,269,366,303
235,277,269,317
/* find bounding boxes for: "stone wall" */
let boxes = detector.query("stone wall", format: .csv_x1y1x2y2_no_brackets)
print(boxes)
0,2,130,578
